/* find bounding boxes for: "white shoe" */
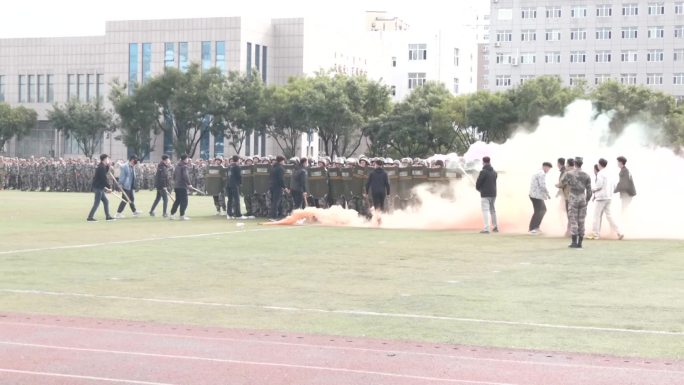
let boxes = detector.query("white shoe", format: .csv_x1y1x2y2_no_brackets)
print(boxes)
215,211,222,216
181,216,190,221
226,215,233,220
239,216,247,220
529,229,538,235
168,215,177,220
115,213,124,219
133,211,142,217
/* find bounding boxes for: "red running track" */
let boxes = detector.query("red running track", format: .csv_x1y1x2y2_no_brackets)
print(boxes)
0,313,682,385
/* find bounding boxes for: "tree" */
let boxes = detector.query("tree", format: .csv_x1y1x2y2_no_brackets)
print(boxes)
0,103,37,151
48,98,116,159
464,90,516,143
261,78,310,158
109,81,164,160
507,76,585,128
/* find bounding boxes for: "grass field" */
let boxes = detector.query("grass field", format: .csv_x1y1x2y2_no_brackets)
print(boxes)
1,190,683,359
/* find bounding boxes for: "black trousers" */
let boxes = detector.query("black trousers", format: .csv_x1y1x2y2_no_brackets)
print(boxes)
150,188,168,214
529,197,547,231
88,188,111,219
292,190,305,210
171,188,188,216
227,186,241,217
269,188,283,219
117,188,137,213
372,193,386,212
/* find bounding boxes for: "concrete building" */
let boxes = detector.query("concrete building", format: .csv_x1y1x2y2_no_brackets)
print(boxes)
487,0,684,102
0,16,371,160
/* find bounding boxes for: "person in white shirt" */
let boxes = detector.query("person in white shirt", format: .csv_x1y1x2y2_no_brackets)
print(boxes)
528,162,552,234
588,158,624,240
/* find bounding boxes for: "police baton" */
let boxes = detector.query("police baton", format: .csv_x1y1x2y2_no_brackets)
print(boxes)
164,188,175,202
108,172,132,204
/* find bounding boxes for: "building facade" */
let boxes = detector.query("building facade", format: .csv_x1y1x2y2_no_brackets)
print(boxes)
0,16,370,160
487,0,684,102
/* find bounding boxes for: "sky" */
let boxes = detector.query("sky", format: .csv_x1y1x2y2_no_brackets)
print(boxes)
0,0,490,38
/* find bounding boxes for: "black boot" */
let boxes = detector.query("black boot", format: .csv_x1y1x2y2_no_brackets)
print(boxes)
577,236,584,248
568,235,578,248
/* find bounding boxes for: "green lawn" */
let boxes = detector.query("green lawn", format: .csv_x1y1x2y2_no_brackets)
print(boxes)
1,190,683,359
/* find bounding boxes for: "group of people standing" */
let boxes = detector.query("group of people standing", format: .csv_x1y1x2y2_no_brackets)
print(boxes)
475,155,637,247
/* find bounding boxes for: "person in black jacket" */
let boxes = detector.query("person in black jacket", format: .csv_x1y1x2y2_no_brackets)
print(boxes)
170,154,193,220
365,159,390,212
86,154,115,222
269,155,287,220
475,156,498,233
290,157,309,210
149,154,171,217
226,155,243,219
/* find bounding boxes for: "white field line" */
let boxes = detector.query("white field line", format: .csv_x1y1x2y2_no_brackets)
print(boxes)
0,368,176,385
0,227,297,255
2,289,683,337
0,341,517,385
0,320,681,375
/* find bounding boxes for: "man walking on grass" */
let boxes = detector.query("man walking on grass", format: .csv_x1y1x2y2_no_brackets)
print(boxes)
87,154,115,222
588,158,624,240
170,154,193,221
475,156,498,234
559,158,592,248
528,162,552,234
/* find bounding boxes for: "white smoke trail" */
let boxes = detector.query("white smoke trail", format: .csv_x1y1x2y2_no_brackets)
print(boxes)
378,99,684,239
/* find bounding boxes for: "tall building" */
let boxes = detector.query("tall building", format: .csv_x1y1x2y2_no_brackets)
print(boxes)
0,17,371,160
487,0,684,102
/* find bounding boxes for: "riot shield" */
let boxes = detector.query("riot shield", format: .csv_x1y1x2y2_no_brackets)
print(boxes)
410,165,428,190
253,164,271,195
205,165,225,196
240,165,254,195
327,167,342,202
397,167,412,200
340,167,354,200
427,167,448,186
351,165,367,196
283,164,294,189
308,166,328,198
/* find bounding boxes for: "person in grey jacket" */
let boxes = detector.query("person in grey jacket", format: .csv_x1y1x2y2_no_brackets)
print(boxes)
614,156,636,214
528,162,552,234
170,154,193,220
290,157,309,210
115,155,141,218
149,154,171,217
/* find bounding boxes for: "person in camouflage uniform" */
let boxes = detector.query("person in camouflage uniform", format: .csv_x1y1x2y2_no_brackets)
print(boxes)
558,157,593,248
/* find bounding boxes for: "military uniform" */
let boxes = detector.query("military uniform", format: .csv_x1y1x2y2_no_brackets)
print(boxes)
559,166,592,248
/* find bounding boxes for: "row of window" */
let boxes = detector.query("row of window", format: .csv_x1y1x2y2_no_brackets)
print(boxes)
496,49,684,64
495,73,684,87
519,3,683,19
67,74,105,103
246,42,268,83
17,74,56,103
496,26,684,42
0,75,5,102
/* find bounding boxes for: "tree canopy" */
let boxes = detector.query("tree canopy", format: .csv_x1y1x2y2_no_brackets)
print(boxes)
0,103,37,151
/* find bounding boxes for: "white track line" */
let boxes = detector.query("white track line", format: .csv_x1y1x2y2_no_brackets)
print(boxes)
0,368,176,385
0,320,680,375
0,341,517,385
0,227,296,255
3,289,683,336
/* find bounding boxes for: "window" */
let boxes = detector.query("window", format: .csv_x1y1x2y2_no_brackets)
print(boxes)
495,75,512,87
623,4,639,15
142,43,152,84
545,52,561,63
216,41,226,72
622,27,638,39
86,74,94,101
674,73,684,85
201,41,211,70
453,78,459,93
0,76,5,102
521,7,537,18
36,75,44,103
408,72,426,89
128,43,138,95
179,42,189,72
570,51,587,63
647,49,664,62
621,50,638,62
495,30,513,42
495,53,512,64
67,74,76,99
520,52,536,64
676,95,684,105
164,42,175,68
18,75,25,103
570,28,587,40
255,44,261,71
569,74,585,86
520,75,535,84
408,44,427,60
648,2,665,15
676,2,684,14
596,28,612,39
96,74,103,99
675,26,684,38
546,6,562,18
647,73,663,85
621,73,638,84
77,74,85,102
596,51,612,62
392,56,397,67
546,29,561,41
46,75,54,103
675,49,684,61
246,42,252,72
27,75,34,103
595,74,611,85
571,6,587,17
521,29,536,41
262,46,268,83
648,26,664,38
453,49,459,66
597,4,613,16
